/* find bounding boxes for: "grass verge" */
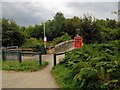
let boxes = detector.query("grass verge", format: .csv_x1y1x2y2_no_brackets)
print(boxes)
2,60,48,72
0,60,2,70
51,64,72,88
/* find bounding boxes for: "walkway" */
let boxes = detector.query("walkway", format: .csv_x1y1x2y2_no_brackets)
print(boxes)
2,54,64,88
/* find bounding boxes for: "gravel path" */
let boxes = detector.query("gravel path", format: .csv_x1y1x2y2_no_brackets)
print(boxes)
2,54,65,88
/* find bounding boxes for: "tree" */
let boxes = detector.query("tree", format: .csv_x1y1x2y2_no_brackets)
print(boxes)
79,15,101,44
106,18,117,29
2,31,25,47
19,26,29,38
46,12,66,40
2,18,25,47
23,37,43,48
64,16,81,38
96,19,119,43
30,24,43,39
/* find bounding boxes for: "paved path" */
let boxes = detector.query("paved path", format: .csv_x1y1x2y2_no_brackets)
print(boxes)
0,70,2,89
2,54,65,88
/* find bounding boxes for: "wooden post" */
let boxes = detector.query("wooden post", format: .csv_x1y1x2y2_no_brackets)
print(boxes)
39,52,42,65
2,49,6,61
18,51,22,63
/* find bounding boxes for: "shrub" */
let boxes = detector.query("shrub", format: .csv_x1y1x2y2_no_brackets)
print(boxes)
53,33,71,45
22,37,44,48
52,42,120,89
74,68,99,89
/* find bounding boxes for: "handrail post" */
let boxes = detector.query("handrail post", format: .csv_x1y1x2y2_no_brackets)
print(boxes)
54,52,56,66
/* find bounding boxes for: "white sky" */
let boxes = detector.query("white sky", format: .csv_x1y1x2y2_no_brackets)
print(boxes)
1,0,119,2
1,0,120,26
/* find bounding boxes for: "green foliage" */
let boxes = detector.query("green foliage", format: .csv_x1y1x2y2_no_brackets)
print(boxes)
29,24,44,39
2,12,120,47
100,27,120,43
80,14,101,44
52,42,120,89
74,68,98,89
2,31,25,47
2,18,25,47
53,33,71,45
106,18,117,29
0,60,2,70
64,16,81,38
79,68,97,79
19,26,34,38
2,60,48,72
51,64,72,88
46,12,66,41
23,37,44,48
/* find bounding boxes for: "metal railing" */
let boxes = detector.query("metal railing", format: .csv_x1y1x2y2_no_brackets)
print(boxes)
2,49,42,65
53,52,65,66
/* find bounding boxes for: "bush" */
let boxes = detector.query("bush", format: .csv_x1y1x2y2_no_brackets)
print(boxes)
79,68,97,79
22,38,44,48
53,33,71,45
52,42,120,89
74,68,99,89
100,28,120,43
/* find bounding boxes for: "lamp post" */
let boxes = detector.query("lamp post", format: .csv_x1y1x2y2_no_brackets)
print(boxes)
43,22,47,49
43,22,45,39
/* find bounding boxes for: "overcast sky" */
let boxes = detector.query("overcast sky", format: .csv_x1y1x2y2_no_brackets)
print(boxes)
1,0,120,26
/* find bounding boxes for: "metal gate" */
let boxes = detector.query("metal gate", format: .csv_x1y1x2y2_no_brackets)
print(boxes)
2,46,19,61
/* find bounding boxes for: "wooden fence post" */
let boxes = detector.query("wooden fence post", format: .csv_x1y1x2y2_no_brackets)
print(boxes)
39,52,42,65
2,49,6,61
18,51,22,63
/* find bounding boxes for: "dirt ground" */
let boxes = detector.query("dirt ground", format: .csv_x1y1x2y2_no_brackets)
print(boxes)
2,54,65,88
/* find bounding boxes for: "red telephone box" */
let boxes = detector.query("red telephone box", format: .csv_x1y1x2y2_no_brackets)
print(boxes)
74,35,83,49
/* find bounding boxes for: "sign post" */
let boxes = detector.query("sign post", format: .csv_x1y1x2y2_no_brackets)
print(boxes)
44,36,47,49
43,22,47,54
43,22,47,49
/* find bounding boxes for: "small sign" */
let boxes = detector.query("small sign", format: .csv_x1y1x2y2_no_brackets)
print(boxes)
44,36,47,42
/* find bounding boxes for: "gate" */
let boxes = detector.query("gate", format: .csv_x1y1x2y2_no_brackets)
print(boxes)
2,46,42,65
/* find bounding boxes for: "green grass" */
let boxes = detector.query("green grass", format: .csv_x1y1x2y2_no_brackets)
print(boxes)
0,60,2,70
2,60,48,72
51,64,72,88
